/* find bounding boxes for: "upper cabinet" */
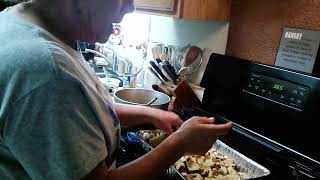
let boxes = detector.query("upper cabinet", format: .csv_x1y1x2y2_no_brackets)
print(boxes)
135,0,231,22
135,0,177,16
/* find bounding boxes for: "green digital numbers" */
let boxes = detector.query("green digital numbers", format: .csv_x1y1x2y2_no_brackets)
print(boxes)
273,84,284,91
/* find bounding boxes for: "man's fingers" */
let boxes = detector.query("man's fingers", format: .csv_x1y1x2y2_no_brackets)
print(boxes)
196,117,215,124
172,116,183,127
164,126,174,135
207,122,233,136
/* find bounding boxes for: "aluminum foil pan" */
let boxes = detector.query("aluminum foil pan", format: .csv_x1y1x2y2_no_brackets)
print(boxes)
212,141,270,179
135,130,270,179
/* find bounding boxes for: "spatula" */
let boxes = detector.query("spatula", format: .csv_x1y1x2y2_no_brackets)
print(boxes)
183,46,202,67
178,46,203,77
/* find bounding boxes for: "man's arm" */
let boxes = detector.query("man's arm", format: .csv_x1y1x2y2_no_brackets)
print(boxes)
114,103,182,134
84,131,184,180
84,117,233,180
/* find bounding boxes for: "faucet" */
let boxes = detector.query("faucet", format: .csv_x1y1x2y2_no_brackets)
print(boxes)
102,46,134,75
102,46,120,73
119,57,133,74
87,46,134,77
84,48,113,66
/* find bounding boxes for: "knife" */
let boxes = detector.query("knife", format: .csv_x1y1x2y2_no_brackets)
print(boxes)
159,62,177,84
148,66,165,84
149,61,169,82
155,58,162,65
164,61,179,81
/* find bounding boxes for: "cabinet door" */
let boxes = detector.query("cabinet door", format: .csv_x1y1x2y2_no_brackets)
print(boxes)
180,0,231,21
135,0,176,12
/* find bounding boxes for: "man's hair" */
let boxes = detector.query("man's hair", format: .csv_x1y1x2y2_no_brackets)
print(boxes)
0,0,29,11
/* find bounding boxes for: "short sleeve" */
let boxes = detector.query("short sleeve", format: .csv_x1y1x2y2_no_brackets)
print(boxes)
3,80,108,180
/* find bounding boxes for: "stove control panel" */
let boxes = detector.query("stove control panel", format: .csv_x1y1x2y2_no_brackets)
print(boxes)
243,73,310,111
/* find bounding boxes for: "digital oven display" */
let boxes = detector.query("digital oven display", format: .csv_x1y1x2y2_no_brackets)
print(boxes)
272,83,284,91
246,73,311,110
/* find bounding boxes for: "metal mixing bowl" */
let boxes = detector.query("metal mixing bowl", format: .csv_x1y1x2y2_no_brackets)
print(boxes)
114,88,171,110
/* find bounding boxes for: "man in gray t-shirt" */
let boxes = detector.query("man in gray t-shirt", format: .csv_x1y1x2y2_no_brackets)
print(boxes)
0,7,121,179
0,2,184,179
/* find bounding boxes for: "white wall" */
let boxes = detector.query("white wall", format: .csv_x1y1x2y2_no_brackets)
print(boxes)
148,15,229,85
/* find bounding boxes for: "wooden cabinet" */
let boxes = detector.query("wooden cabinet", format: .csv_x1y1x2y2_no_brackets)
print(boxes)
178,0,231,21
135,0,231,22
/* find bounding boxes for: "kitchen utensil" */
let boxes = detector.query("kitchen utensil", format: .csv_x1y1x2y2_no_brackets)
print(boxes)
167,45,174,65
152,84,166,94
149,61,169,82
114,88,171,110
172,45,190,74
152,84,171,96
173,80,202,108
151,44,162,60
148,66,176,88
164,61,179,80
152,84,175,97
155,58,162,65
158,64,173,83
159,62,177,84
183,46,202,67
160,53,169,62
147,97,158,106
178,67,189,77
179,48,205,77
148,66,165,84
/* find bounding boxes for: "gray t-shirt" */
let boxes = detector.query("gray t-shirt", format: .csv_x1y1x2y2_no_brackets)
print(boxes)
0,9,120,180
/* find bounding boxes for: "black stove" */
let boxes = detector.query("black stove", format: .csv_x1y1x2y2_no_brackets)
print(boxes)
117,53,320,180
200,53,320,179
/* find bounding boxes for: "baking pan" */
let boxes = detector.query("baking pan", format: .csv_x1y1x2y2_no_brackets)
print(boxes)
134,130,270,179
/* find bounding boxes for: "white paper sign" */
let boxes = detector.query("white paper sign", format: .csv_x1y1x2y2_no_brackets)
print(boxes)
275,27,320,73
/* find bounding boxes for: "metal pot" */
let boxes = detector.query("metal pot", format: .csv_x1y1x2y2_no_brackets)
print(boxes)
113,88,171,110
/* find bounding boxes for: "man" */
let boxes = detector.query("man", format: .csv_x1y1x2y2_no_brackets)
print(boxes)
0,0,232,179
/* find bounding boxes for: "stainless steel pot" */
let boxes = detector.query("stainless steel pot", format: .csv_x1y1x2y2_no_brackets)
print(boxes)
114,88,171,110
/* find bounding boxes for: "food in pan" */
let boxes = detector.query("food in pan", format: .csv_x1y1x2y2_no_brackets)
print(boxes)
137,130,250,179
138,130,167,148
175,147,242,180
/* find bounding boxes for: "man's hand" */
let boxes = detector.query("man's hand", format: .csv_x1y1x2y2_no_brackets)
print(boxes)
173,116,233,155
114,104,182,134
148,108,183,135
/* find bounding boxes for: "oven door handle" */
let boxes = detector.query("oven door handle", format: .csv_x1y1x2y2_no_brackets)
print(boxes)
231,124,283,153
193,107,285,153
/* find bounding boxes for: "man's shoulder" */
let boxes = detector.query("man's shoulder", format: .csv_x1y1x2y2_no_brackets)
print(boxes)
0,13,74,100
0,11,55,72
0,10,74,73
0,34,56,80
